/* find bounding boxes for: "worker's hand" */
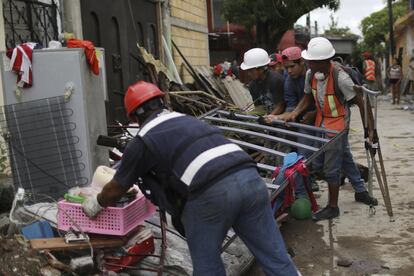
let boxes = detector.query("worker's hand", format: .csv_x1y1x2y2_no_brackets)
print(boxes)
263,114,278,124
300,110,316,125
278,112,297,123
82,194,104,218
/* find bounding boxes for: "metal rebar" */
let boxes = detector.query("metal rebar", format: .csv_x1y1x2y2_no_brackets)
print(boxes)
218,126,319,152
205,116,330,143
269,129,347,201
216,110,338,135
229,138,286,157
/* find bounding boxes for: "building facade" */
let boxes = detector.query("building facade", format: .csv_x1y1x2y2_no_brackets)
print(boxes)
170,0,210,83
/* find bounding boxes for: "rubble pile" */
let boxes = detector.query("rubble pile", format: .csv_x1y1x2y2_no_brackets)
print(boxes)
0,235,52,276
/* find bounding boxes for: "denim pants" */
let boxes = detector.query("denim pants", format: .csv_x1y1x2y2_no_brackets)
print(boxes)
181,167,298,276
341,139,366,193
313,132,366,192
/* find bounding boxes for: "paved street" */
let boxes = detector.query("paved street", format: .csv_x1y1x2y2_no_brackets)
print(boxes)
247,94,414,275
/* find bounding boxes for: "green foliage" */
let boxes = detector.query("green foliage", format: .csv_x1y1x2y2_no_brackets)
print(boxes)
361,0,409,56
221,0,340,49
324,14,359,39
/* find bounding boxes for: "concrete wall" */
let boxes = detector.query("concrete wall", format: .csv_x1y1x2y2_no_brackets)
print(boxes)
329,39,355,55
394,11,414,75
169,0,210,83
62,0,83,38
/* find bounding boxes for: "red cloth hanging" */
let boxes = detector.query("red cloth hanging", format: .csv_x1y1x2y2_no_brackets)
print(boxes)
67,39,100,75
6,42,37,88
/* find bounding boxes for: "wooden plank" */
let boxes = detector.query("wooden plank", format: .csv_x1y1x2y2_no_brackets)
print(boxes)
30,236,127,251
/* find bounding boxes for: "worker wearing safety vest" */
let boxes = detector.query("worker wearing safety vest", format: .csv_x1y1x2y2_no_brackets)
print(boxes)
362,51,377,91
277,37,376,221
81,81,299,275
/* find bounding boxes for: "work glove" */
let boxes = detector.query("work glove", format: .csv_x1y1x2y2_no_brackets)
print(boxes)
82,194,104,218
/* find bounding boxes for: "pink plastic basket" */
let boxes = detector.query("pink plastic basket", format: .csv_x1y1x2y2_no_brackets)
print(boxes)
58,193,156,236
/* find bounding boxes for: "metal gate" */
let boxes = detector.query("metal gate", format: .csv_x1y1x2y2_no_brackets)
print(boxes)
2,0,59,48
80,0,159,125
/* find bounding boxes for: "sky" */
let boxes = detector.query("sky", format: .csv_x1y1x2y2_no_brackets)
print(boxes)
296,0,387,36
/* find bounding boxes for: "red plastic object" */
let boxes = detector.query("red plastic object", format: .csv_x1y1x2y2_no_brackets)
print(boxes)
106,235,155,272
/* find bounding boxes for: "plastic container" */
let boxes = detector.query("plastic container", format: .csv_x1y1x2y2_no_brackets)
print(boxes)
58,193,156,236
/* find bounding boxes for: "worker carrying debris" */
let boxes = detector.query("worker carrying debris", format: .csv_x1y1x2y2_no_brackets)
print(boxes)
82,81,299,275
275,37,377,221
241,48,285,115
265,46,378,205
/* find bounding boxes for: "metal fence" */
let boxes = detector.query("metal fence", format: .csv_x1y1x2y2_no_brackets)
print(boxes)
0,96,86,200
3,0,59,48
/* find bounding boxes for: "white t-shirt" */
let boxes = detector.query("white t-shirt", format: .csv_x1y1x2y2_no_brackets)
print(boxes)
304,68,356,126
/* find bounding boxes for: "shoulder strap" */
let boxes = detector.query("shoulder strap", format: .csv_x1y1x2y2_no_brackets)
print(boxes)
332,64,346,105
308,64,346,105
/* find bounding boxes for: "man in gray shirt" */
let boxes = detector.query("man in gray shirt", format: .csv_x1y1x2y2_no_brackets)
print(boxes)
278,37,377,221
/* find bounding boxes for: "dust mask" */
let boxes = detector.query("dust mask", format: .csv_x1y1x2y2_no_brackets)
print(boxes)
314,72,326,80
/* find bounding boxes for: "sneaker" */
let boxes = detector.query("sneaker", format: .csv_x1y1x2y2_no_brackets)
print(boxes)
311,180,320,192
355,191,378,206
312,206,340,221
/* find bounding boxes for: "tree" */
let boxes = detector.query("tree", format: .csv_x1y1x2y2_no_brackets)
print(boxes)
324,14,359,40
221,0,340,51
360,0,408,56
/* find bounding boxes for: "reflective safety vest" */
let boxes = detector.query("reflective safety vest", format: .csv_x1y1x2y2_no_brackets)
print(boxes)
364,59,376,81
138,110,253,194
311,64,346,136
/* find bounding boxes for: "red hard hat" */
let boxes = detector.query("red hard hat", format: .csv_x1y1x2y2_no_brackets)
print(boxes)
124,81,165,118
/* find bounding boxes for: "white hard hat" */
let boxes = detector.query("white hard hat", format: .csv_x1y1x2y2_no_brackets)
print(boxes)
301,37,335,61
240,48,270,70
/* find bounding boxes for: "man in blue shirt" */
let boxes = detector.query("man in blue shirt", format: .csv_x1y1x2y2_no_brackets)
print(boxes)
280,47,315,123
82,81,299,276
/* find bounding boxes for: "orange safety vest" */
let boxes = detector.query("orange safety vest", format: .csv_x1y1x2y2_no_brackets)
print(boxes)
364,60,376,81
311,64,346,136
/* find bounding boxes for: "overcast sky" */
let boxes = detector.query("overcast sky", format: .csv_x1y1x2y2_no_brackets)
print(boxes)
296,0,387,36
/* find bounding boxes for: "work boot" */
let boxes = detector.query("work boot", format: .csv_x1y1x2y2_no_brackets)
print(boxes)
312,206,340,221
355,191,378,206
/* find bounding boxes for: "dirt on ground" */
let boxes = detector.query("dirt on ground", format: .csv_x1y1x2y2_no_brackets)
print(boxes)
0,235,60,276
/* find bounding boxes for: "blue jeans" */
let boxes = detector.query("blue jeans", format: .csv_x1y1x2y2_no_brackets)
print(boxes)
313,132,366,193
181,167,298,276
342,140,366,193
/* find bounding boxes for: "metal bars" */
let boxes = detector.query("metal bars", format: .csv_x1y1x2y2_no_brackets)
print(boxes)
201,108,343,199
3,0,59,48
0,96,86,200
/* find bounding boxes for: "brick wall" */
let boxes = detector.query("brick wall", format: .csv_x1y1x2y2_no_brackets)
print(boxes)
170,0,210,83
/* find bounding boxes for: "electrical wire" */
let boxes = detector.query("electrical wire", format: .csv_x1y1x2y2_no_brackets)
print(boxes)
9,190,94,260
